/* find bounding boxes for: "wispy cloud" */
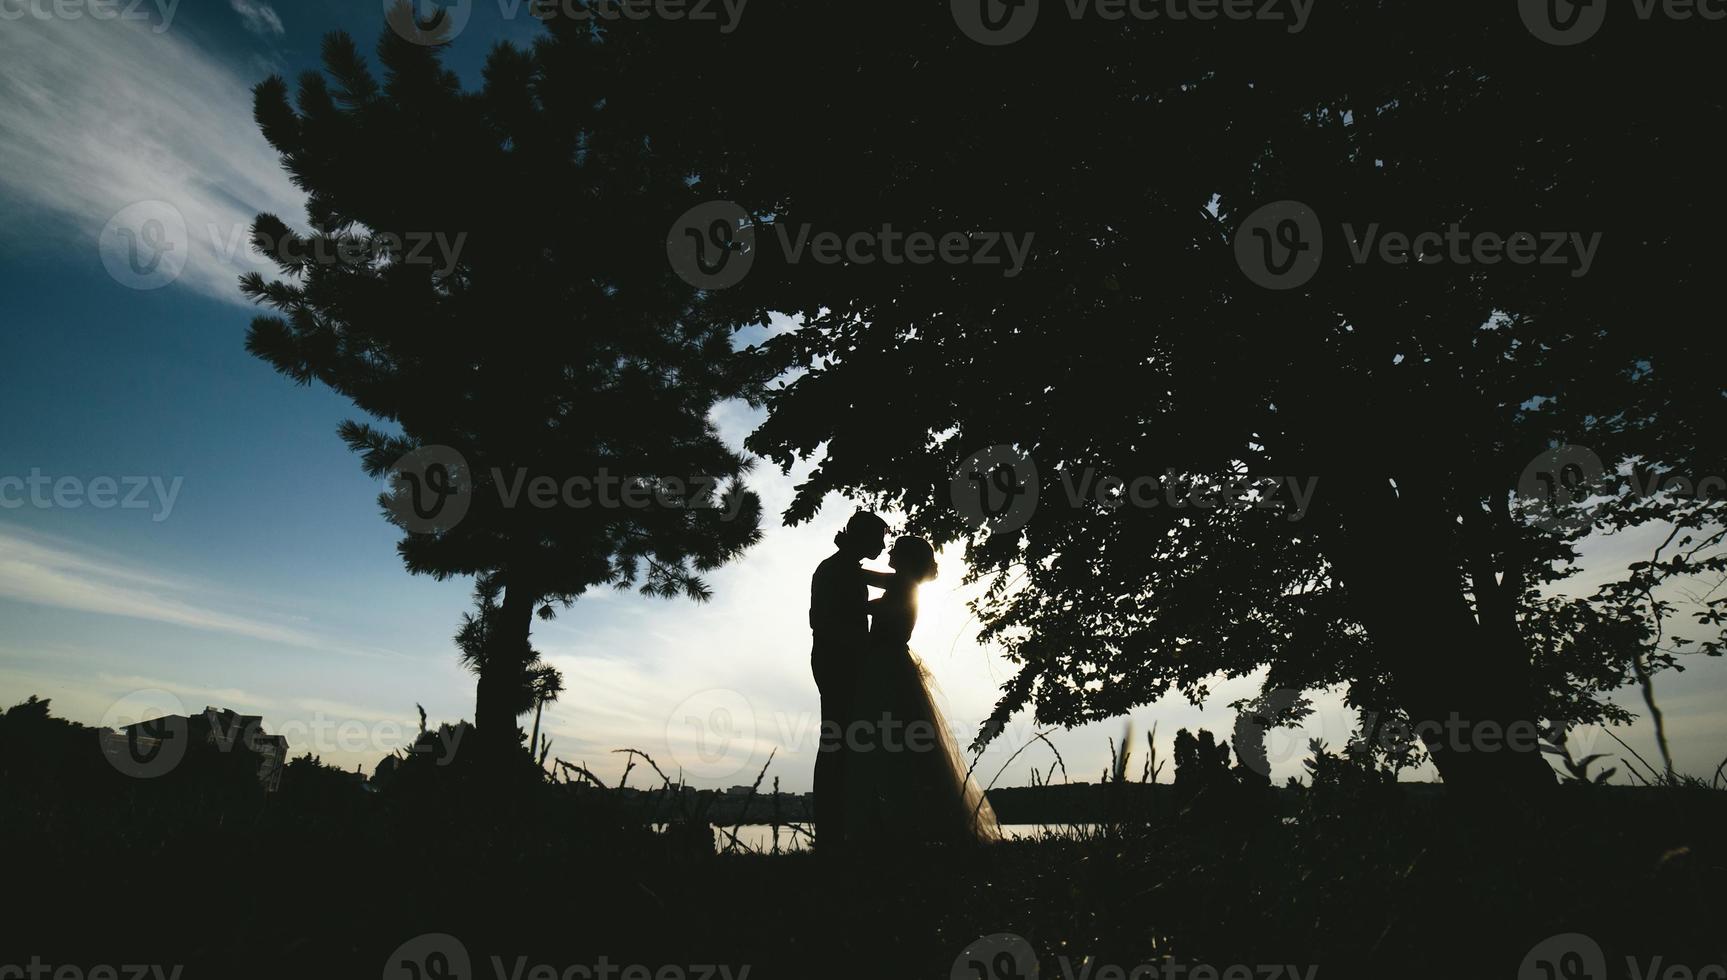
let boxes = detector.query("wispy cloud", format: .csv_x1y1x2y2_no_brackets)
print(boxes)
97,673,273,713
0,11,303,304
0,524,403,660
292,696,408,725
230,0,285,36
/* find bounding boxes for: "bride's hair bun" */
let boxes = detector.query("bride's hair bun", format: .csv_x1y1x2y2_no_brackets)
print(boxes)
897,535,938,582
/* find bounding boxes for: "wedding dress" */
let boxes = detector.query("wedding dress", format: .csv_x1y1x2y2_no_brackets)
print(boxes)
844,578,1001,846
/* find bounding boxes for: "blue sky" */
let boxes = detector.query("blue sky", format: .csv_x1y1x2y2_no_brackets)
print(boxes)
2,0,1723,791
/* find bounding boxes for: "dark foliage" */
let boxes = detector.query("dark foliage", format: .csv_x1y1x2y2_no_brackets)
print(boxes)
5,698,1723,979
552,0,1727,796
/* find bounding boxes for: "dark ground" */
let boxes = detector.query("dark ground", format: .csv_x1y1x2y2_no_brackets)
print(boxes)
3,699,1723,980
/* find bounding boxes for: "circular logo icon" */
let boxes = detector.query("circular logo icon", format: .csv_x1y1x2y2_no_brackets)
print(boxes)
1519,0,1606,46
384,445,473,534
1517,444,1605,533
1519,933,1605,980
952,0,1039,45
951,933,1040,980
99,200,189,291
668,201,755,289
665,688,757,780
99,689,190,778
1231,688,1304,778
384,0,473,45
1234,200,1324,290
383,933,472,980
952,446,1039,535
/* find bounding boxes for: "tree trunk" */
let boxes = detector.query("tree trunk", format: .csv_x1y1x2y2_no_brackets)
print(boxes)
1325,462,1557,797
474,580,538,770
528,696,545,766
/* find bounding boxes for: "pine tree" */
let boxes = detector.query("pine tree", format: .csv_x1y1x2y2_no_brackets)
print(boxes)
241,22,763,768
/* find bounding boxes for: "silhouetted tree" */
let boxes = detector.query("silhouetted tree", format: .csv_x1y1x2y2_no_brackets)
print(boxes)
454,576,565,760
1172,728,1233,804
279,753,366,814
574,1,1727,795
241,23,764,767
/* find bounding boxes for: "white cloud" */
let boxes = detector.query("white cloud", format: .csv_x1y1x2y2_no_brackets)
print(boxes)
0,524,405,660
0,11,303,304
230,0,285,36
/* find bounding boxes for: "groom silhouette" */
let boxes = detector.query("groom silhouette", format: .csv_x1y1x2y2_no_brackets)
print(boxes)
809,510,888,850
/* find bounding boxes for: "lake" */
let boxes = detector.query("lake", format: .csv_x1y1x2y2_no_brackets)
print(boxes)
703,823,1099,852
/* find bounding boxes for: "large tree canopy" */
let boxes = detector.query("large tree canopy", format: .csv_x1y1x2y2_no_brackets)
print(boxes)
565,0,1727,790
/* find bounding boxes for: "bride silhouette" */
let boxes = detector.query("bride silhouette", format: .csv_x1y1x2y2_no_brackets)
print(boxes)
845,535,1001,847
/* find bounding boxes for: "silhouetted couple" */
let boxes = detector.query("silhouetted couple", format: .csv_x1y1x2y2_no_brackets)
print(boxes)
808,511,999,851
